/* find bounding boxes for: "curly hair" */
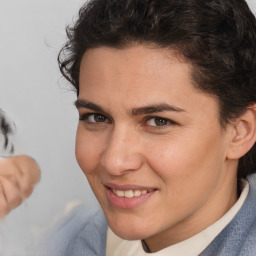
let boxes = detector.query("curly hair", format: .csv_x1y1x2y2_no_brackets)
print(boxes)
58,0,256,179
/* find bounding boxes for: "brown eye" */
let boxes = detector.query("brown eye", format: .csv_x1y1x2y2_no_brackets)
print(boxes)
146,117,169,127
79,113,109,123
154,118,168,126
93,114,106,122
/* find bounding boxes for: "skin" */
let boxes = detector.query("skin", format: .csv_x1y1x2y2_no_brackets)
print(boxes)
0,155,40,218
75,45,239,252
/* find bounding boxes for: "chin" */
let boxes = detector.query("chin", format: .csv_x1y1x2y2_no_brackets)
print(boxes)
111,227,146,241
107,217,152,241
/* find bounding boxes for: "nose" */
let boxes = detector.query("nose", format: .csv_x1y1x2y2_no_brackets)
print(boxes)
100,127,144,176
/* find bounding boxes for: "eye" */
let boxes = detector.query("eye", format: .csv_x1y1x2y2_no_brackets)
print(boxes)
89,114,106,123
79,113,109,123
145,117,176,127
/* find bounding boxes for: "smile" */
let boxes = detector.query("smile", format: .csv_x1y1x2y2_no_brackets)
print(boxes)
111,188,154,198
105,184,157,209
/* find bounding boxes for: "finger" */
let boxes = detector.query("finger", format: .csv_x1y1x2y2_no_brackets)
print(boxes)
0,155,40,198
0,157,20,178
11,155,41,185
0,175,23,210
0,155,40,206
18,176,34,199
0,180,10,218
15,156,40,198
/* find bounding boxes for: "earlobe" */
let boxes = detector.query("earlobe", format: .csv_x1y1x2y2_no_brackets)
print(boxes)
227,105,256,160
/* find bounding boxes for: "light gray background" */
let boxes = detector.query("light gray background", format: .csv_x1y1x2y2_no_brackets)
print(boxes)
0,1,97,255
0,0,255,255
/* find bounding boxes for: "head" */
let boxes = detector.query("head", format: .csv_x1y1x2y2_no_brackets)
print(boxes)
59,0,256,180
59,0,256,251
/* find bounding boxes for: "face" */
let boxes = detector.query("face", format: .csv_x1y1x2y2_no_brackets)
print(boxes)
75,45,237,251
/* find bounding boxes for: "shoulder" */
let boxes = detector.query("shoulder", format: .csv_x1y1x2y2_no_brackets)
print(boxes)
201,175,256,256
238,175,256,255
37,203,108,256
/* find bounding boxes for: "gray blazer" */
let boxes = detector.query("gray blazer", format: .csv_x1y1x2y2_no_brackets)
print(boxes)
40,176,256,256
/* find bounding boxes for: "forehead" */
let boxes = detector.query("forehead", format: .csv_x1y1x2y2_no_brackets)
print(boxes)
80,46,192,93
80,45,187,75
78,45,218,117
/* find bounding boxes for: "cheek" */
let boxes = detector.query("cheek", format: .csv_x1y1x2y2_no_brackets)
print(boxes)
75,128,102,175
145,131,226,190
145,140,195,179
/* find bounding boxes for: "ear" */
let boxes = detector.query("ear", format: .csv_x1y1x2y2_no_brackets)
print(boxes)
227,105,256,160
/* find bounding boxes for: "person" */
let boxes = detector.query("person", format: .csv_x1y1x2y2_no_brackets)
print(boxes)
40,0,256,255
0,110,40,218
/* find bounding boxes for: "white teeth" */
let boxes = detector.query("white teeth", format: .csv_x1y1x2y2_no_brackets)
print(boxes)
124,190,134,198
134,190,142,197
116,190,125,197
112,189,149,198
141,190,147,195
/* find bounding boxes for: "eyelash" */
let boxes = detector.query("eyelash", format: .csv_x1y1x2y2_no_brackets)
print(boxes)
79,113,177,129
79,113,111,124
143,116,177,129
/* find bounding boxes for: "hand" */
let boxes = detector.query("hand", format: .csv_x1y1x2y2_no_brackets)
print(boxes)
0,155,40,218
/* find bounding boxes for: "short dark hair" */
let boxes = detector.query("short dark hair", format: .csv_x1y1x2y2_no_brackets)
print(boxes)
58,0,256,179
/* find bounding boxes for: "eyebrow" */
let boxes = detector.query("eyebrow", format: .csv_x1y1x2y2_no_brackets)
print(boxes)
75,99,105,112
74,99,185,115
131,104,185,115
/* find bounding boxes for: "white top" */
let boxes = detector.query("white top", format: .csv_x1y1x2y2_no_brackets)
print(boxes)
106,180,249,256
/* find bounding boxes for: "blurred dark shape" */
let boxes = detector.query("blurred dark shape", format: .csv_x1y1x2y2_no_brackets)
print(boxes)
0,109,15,156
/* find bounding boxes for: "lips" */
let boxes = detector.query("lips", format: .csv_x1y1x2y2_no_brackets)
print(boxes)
104,183,157,209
